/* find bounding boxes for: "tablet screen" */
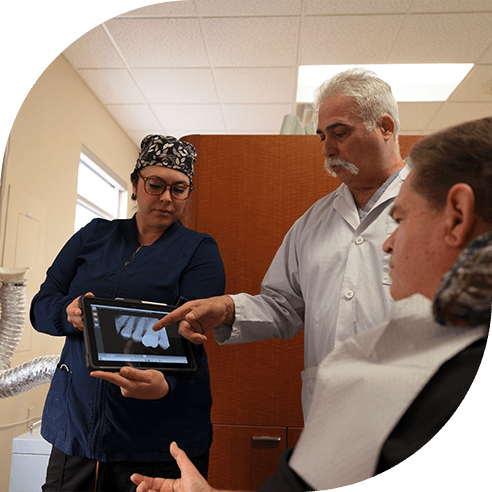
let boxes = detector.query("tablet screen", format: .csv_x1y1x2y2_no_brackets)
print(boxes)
81,297,196,373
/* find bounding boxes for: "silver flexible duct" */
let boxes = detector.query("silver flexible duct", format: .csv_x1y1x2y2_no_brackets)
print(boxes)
0,355,59,398
0,268,59,398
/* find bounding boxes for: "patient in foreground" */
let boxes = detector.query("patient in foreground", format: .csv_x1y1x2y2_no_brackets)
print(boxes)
132,117,492,492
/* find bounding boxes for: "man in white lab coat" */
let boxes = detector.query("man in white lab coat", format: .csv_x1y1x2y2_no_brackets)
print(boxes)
155,68,408,419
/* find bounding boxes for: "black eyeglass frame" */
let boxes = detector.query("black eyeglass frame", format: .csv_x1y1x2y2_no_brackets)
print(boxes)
138,173,194,200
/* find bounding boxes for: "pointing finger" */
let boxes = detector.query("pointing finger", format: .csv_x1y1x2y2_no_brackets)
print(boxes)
153,305,193,331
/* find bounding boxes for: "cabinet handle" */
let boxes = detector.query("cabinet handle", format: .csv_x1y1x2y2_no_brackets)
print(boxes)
252,436,282,442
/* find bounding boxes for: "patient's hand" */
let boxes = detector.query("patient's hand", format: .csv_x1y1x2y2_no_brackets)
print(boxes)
131,442,215,492
131,442,253,492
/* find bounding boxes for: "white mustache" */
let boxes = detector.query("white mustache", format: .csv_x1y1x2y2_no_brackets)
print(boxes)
324,157,359,177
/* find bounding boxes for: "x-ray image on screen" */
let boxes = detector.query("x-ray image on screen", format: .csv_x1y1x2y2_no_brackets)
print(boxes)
115,315,170,350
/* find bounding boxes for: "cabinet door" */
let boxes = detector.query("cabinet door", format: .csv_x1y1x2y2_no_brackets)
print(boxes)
208,424,286,491
205,331,304,428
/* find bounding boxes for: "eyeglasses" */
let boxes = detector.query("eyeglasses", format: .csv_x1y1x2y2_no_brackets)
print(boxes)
139,174,194,200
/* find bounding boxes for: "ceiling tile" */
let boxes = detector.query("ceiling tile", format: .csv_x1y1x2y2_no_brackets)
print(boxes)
222,103,293,132
305,0,411,15
117,1,197,17
78,68,146,104
449,65,492,102
200,17,300,67
132,68,219,103
153,104,226,132
172,128,229,138
63,25,125,69
105,104,161,130
479,45,492,64
409,0,492,13
426,102,492,131
397,102,442,134
300,15,405,65
127,130,164,147
388,13,492,63
104,18,209,67
195,0,301,16
214,67,297,103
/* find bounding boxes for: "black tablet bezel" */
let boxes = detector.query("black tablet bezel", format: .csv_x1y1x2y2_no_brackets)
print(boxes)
80,296,197,373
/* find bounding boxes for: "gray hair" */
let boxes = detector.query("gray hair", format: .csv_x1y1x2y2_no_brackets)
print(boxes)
312,68,400,134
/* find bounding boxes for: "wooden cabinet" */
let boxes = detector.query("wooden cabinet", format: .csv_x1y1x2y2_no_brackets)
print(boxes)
209,425,286,491
209,425,304,490
181,134,424,490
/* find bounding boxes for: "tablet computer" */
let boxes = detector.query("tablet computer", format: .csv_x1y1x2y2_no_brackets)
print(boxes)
79,296,196,373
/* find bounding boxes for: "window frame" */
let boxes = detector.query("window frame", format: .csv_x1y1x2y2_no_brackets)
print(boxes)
75,145,128,232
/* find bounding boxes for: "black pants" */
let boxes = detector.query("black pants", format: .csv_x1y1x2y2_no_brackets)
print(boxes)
42,446,209,492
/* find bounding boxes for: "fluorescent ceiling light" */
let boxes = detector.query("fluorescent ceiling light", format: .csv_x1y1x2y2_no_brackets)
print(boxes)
297,64,474,103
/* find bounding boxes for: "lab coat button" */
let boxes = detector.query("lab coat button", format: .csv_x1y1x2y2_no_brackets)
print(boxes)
345,290,354,299
355,236,364,245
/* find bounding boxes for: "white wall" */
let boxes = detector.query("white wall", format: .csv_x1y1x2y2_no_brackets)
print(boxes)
0,54,138,492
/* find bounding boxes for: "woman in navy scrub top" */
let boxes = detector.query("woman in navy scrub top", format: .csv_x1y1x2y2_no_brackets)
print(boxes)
31,135,225,492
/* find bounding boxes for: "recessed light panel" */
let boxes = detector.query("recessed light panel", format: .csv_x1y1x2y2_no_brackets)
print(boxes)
297,64,474,103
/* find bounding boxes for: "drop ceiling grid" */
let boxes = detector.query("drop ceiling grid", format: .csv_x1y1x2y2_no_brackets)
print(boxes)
60,0,492,144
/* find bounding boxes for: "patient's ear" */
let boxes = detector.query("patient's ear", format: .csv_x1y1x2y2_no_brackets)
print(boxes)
442,183,475,248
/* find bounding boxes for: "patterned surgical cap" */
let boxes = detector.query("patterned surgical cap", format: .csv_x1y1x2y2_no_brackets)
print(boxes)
135,134,196,183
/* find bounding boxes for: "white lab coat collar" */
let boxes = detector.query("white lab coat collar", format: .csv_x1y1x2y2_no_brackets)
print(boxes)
333,163,411,230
